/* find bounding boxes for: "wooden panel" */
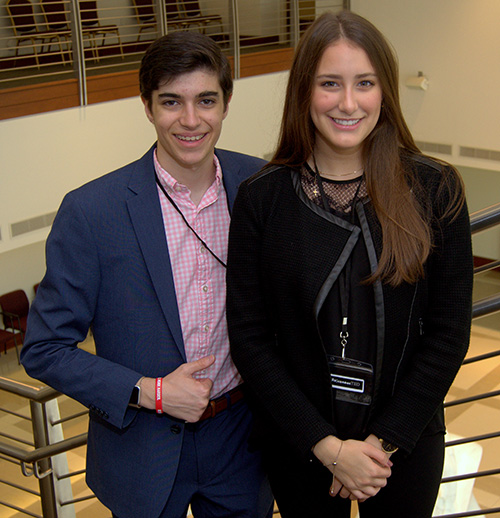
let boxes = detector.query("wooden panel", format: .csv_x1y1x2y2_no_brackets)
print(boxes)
240,47,294,78
87,70,140,104
0,48,294,120
474,256,500,273
0,79,80,120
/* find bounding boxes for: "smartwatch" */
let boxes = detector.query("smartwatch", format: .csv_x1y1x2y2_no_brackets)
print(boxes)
128,379,143,408
379,438,398,454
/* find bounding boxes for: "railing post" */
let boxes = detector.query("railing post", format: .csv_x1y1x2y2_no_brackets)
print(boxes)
289,0,299,49
69,0,88,106
156,0,167,36
228,0,240,79
30,400,58,518
46,399,76,518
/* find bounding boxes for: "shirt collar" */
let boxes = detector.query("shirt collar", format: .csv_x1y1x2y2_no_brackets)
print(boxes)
153,149,223,197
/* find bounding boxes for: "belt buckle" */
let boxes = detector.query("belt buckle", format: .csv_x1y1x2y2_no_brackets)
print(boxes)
208,398,217,418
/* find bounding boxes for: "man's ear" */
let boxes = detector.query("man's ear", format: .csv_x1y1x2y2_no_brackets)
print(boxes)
222,93,232,120
141,96,154,123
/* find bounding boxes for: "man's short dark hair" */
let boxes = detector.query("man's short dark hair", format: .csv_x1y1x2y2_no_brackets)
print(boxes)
139,31,233,109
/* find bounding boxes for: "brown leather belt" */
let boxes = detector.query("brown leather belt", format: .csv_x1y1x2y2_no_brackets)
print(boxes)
199,385,244,422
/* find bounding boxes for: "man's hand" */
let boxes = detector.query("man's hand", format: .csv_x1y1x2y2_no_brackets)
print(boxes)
140,355,215,421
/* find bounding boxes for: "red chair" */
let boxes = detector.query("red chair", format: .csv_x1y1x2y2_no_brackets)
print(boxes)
0,289,30,340
6,0,68,68
164,0,191,29
79,0,123,61
0,312,21,363
133,0,187,42
179,0,222,34
40,0,73,62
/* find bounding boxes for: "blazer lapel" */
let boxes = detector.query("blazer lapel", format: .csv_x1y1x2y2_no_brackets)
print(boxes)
126,148,186,360
215,149,251,212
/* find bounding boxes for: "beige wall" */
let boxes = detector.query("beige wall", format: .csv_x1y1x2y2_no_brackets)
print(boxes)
351,0,500,169
351,0,500,259
2,0,500,298
0,71,287,299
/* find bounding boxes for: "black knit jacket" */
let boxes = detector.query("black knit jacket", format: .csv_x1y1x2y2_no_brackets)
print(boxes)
226,154,473,458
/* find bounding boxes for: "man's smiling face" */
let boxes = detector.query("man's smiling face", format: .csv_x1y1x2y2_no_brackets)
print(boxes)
143,68,229,179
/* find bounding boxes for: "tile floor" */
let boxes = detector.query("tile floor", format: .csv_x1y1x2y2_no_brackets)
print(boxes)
0,271,499,518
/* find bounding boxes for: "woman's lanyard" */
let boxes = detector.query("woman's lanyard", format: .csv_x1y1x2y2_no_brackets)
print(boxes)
311,157,362,358
155,173,227,269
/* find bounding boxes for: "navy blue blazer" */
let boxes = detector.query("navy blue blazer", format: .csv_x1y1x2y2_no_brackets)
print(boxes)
21,145,266,518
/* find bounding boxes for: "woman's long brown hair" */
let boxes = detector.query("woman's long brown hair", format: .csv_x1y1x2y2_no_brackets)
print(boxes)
270,10,464,286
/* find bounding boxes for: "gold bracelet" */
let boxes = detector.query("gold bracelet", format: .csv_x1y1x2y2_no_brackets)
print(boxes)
327,441,343,495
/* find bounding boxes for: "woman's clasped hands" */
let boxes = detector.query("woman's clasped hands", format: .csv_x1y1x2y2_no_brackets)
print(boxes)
312,434,392,502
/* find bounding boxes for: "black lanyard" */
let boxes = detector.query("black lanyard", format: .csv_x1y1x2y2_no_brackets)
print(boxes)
311,158,362,358
155,174,227,269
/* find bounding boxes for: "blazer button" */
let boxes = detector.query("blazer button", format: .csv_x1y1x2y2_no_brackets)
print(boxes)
170,425,182,435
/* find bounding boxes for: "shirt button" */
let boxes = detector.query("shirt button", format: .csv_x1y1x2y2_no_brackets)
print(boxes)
202,285,208,293
203,324,210,333
174,184,183,192
200,246,206,253
170,425,182,435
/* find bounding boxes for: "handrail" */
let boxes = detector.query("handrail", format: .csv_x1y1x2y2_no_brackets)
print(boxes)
469,203,500,322
434,202,500,518
445,431,500,448
433,505,500,518
0,433,88,465
444,389,500,408
474,259,500,274
0,377,59,403
462,349,500,365
0,377,88,464
470,202,500,234
472,292,500,319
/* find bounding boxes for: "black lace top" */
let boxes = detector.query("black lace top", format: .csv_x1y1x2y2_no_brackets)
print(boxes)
301,164,376,438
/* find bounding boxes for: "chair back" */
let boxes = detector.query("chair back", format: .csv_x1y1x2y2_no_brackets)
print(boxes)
6,0,37,35
79,0,99,27
0,290,30,329
165,0,180,17
133,0,155,23
41,0,68,30
181,0,201,17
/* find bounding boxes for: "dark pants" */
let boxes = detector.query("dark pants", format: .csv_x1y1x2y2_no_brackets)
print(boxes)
266,432,445,518
115,400,273,518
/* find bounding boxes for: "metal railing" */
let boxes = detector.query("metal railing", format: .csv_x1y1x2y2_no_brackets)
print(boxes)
0,202,499,517
0,1,345,98
0,377,90,518
434,202,500,518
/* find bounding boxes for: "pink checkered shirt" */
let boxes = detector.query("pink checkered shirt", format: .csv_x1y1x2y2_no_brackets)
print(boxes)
154,151,241,399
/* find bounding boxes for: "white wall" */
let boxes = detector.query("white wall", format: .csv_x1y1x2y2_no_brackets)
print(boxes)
351,0,500,170
350,0,500,260
2,0,500,297
458,166,500,261
0,71,287,299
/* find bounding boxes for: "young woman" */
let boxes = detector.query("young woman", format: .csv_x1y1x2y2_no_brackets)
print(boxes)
226,10,473,518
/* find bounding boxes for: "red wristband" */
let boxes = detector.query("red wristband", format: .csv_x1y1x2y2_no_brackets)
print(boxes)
155,377,163,414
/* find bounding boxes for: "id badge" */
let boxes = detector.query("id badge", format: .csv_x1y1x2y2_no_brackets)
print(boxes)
327,355,373,405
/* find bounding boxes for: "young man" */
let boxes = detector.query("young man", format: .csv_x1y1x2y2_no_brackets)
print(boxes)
21,32,272,518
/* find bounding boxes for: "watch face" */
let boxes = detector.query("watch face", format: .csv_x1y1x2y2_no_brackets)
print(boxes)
130,386,140,406
380,439,398,453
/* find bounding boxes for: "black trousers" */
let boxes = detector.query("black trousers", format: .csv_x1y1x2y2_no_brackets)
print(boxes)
265,432,445,518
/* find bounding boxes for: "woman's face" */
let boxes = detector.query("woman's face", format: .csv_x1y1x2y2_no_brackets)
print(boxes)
310,40,383,160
